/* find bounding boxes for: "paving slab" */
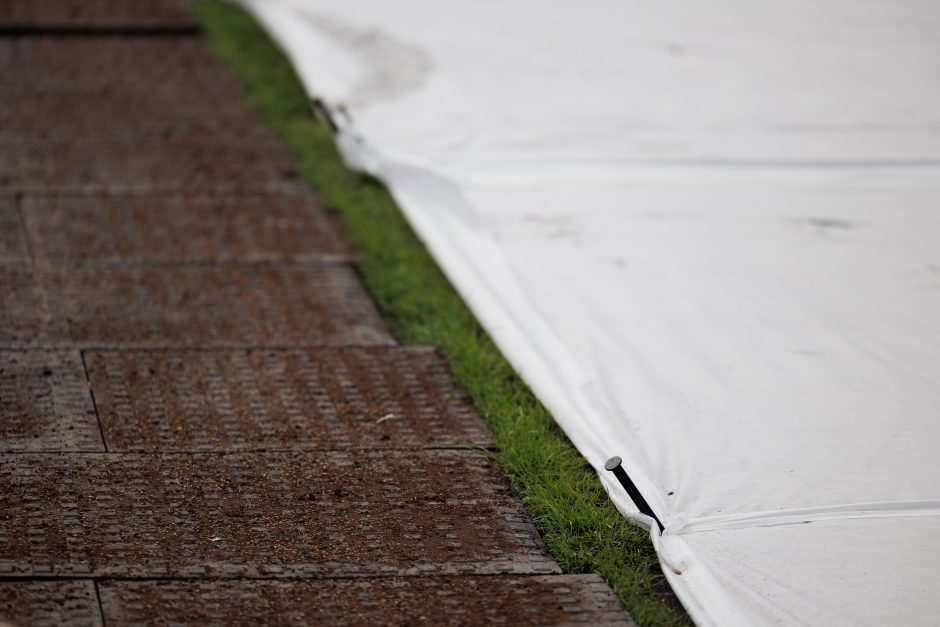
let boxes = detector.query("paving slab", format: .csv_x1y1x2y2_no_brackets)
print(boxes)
86,348,492,451
0,580,101,627
20,192,356,266
0,135,298,193
0,39,296,193
0,0,195,29
0,451,557,578
0,266,393,348
0,38,275,139
99,575,635,626
0,351,103,452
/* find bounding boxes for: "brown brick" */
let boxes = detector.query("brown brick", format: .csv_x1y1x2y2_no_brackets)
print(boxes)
0,0,195,28
0,38,275,140
0,135,297,192
21,192,355,266
99,576,635,626
0,266,392,347
86,348,491,451
0,451,557,578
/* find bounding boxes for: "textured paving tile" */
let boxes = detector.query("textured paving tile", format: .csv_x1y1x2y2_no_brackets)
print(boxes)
0,266,393,348
0,38,275,139
87,348,492,452
0,580,101,627
0,0,195,29
0,135,297,192
21,192,355,266
0,451,557,578
100,575,635,626
0,38,296,191
0,351,103,452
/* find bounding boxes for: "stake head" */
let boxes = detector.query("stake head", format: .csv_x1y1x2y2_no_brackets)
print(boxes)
604,456,622,471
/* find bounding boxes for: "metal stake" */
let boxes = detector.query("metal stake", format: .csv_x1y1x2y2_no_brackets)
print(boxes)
604,456,664,532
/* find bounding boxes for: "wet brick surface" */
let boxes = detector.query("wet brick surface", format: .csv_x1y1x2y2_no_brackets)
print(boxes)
86,348,493,451
0,135,298,192
99,575,636,626
0,351,103,452
0,0,195,29
1,38,278,140
0,451,557,578
0,580,101,627
20,192,356,266
0,266,393,347
0,37,297,192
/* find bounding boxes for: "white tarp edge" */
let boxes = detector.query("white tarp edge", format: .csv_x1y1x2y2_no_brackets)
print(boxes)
236,0,940,624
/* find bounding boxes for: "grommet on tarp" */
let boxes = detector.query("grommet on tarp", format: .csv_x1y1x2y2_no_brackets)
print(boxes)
605,456,664,532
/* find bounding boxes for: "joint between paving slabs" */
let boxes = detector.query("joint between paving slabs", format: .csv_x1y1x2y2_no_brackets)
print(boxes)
94,580,107,627
80,349,109,453
13,190,36,269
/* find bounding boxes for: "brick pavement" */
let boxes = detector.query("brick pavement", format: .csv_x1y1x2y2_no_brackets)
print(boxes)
0,1,636,624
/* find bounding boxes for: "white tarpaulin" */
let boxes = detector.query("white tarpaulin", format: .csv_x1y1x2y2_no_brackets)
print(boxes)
237,0,940,623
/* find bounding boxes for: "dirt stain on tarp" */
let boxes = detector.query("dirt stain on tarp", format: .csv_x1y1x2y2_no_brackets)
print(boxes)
299,10,432,108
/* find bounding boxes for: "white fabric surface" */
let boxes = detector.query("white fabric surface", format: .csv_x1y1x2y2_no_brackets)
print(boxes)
237,0,940,623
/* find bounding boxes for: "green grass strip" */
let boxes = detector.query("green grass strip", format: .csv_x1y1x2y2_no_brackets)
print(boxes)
192,2,690,624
